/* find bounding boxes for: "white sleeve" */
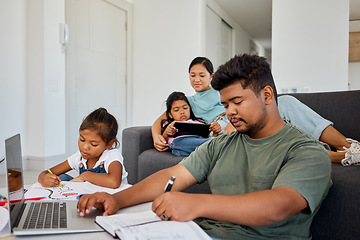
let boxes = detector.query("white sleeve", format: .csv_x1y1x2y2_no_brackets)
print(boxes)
67,151,81,173
103,149,128,184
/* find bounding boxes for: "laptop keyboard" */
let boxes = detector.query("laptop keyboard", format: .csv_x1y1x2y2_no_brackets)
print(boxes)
23,202,67,229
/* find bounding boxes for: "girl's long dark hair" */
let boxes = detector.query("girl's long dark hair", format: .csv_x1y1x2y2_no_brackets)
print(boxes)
161,91,204,133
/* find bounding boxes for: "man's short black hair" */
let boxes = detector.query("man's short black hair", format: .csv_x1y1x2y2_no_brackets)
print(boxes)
212,54,277,102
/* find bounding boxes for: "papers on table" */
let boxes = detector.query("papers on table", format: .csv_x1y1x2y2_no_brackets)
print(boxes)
25,181,131,201
95,210,212,240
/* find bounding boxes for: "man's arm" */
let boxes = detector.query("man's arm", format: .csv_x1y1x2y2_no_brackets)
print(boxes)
152,185,308,225
77,164,198,216
78,164,307,226
151,112,169,151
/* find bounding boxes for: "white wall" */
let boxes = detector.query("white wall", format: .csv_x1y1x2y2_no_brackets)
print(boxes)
132,0,203,127
272,0,349,93
43,1,66,157
26,0,66,169
206,0,253,68
0,0,66,169
0,0,27,159
349,20,360,90
132,0,254,126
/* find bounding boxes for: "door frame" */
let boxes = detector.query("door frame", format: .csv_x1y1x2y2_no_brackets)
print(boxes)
64,0,133,156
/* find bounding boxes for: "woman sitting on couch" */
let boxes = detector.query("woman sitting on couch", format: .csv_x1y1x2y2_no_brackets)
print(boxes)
152,56,360,166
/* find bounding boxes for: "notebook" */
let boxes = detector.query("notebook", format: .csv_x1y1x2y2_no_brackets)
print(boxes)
95,210,212,240
4,134,103,236
174,122,211,138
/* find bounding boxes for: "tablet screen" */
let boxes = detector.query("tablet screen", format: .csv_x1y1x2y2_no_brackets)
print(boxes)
174,122,210,138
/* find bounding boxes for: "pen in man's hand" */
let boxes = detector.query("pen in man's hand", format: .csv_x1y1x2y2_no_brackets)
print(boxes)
164,176,176,192
162,176,176,221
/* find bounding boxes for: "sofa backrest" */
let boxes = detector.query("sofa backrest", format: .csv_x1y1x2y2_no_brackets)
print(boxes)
280,90,360,142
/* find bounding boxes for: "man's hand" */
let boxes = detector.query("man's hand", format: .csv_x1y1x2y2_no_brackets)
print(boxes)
152,192,202,222
77,192,120,217
154,134,170,151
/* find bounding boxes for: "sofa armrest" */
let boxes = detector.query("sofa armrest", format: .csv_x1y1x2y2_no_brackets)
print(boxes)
122,126,154,184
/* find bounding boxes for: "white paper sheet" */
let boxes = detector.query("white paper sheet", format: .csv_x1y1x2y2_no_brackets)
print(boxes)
25,181,131,201
117,220,212,240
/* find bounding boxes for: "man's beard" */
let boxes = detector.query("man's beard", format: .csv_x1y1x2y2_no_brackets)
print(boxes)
230,106,268,136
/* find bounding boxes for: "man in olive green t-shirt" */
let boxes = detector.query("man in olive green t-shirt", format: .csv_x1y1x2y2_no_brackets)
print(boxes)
77,54,332,240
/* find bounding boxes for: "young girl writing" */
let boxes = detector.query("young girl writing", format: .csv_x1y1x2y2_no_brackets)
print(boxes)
152,57,227,152
38,108,128,189
161,91,218,157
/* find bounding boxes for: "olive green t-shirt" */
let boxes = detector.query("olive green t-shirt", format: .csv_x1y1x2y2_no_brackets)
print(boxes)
180,123,332,240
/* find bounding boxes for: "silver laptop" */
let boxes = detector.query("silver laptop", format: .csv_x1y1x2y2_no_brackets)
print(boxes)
4,134,103,236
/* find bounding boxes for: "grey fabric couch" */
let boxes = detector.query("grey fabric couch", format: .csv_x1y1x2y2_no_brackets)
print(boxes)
122,90,360,240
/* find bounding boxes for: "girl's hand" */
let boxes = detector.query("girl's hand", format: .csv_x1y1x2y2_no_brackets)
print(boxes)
164,121,177,137
70,177,85,182
71,171,90,182
39,171,61,187
38,160,72,187
209,121,221,137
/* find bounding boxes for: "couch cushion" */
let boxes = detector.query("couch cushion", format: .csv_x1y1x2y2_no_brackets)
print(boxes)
311,164,360,239
138,149,211,194
138,149,182,180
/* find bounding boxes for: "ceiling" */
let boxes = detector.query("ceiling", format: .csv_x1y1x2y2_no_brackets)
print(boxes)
215,0,360,51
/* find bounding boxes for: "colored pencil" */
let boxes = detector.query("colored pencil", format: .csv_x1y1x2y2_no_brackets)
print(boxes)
214,112,226,122
47,169,63,187
0,197,45,206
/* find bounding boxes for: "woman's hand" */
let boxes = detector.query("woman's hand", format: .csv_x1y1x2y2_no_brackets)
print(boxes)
154,135,169,151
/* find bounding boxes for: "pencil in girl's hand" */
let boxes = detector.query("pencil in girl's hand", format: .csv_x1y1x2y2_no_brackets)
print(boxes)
214,112,226,122
47,169,63,187
0,193,7,200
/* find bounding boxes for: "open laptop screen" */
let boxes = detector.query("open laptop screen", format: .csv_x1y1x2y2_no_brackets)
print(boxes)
5,134,25,229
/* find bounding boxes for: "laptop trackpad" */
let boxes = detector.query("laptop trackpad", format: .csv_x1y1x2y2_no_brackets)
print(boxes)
70,207,103,219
